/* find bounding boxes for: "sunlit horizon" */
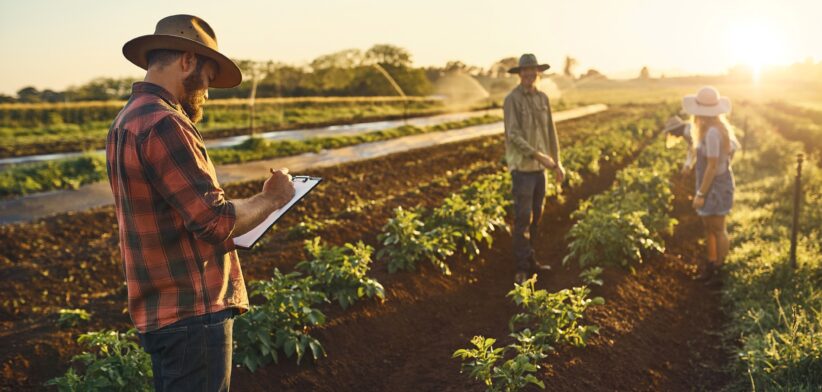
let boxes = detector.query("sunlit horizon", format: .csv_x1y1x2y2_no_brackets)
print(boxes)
1,0,820,95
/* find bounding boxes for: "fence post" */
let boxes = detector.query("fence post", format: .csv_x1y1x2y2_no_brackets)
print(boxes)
789,153,804,269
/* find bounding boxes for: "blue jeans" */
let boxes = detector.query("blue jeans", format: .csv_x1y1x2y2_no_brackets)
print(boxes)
138,308,237,392
512,170,546,272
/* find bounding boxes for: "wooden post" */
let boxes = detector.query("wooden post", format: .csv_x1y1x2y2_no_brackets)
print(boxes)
789,153,804,269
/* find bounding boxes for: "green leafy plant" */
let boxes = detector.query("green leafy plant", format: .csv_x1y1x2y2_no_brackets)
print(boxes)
428,173,511,259
579,267,604,286
455,275,603,391
233,269,328,371
45,329,152,392
56,308,91,328
508,275,604,350
297,237,385,309
452,335,545,392
377,206,455,275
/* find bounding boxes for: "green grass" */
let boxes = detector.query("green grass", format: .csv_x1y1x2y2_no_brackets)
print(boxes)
721,106,822,390
208,114,501,165
0,97,445,158
0,114,502,199
0,154,107,199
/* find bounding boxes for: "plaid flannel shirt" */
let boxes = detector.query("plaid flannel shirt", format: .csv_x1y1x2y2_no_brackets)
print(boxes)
106,82,248,333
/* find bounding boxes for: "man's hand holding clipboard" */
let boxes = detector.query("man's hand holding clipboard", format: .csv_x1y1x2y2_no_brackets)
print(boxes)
232,168,322,249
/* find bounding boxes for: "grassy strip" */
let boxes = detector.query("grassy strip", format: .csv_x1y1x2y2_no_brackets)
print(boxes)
759,101,822,163
0,114,500,199
0,154,107,199
209,114,501,164
721,107,822,390
0,98,444,158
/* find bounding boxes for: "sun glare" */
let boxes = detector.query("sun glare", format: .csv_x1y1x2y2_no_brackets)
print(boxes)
726,21,787,83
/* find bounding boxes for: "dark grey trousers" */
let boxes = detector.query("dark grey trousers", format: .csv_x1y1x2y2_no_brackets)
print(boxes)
511,170,546,272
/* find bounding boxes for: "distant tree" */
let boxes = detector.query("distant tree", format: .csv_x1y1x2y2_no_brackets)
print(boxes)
0,94,16,103
490,57,518,78
40,89,65,103
350,63,431,96
16,87,41,103
364,44,412,67
445,60,467,73
311,49,363,70
638,66,650,79
580,69,607,80
563,56,578,79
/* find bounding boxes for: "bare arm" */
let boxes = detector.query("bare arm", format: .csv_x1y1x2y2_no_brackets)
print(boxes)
698,157,719,196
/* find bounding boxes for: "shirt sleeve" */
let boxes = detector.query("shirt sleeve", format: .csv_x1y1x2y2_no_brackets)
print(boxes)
706,127,721,158
504,96,537,156
139,114,237,244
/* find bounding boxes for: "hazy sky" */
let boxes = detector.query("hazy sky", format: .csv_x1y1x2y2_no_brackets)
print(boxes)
1,0,820,95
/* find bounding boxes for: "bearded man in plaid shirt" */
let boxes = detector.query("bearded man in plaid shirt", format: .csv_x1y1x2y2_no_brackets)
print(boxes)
108,15,295,391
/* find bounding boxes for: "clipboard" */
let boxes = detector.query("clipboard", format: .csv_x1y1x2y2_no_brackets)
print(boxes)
232,176,323,249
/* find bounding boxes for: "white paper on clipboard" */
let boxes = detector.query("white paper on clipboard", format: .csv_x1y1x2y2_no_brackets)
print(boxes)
232,176,322,249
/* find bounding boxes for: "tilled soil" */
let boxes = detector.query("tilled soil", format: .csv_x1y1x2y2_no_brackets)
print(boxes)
0,107,730,391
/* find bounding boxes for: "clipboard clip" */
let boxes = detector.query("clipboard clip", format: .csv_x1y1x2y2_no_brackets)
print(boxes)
292,175,322,183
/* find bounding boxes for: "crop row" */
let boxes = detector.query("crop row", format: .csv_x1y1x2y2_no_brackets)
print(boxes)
563,125,683,272
44,105,669,390
452,106,681,391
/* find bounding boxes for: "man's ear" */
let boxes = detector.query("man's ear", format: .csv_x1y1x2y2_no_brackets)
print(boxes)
179,52,198,75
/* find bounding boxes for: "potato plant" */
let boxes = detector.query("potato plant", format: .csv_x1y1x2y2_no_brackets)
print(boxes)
427,172,511,259
455,275,603,391
233,269,328,371
45,329,152,392
297,237,385,309
453,335,546,392
563,135,682,270
377,206,454,275
56,308,91,328
507,275,604,350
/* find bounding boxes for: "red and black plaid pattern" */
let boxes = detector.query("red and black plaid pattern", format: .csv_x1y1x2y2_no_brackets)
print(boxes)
106,82,248,332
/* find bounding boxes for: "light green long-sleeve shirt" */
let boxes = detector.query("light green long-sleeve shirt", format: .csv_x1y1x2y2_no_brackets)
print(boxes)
503,84,560,172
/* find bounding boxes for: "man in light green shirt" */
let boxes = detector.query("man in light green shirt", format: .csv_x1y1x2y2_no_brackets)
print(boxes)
503,53,565,284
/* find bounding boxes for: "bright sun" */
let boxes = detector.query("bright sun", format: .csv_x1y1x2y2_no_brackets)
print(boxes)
726,21,787,82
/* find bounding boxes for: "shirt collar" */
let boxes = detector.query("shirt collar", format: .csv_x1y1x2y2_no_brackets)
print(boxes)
131,82,183,111
517,84,538,96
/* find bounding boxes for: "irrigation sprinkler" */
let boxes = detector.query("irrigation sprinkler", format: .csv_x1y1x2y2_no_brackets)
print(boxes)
371,63,408,123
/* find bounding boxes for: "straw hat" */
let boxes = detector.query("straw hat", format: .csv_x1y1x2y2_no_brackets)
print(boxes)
123,15,242,88
507,53,551,74
682,86,731,117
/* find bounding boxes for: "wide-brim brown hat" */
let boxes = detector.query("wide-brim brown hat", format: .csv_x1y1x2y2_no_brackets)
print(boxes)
682,86,731,117
123,14,242,88
508,53,550,74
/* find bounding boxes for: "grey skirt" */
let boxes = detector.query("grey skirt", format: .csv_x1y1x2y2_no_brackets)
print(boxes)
697,170,735,216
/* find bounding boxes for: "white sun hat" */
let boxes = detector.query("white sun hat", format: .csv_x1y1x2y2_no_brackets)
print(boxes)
682,86,732,117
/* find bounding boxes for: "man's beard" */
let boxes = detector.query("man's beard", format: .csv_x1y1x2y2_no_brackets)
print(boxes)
181,68,207,124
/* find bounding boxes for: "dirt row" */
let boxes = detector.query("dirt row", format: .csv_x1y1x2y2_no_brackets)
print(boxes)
231,128,731,392
0,105,731,390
